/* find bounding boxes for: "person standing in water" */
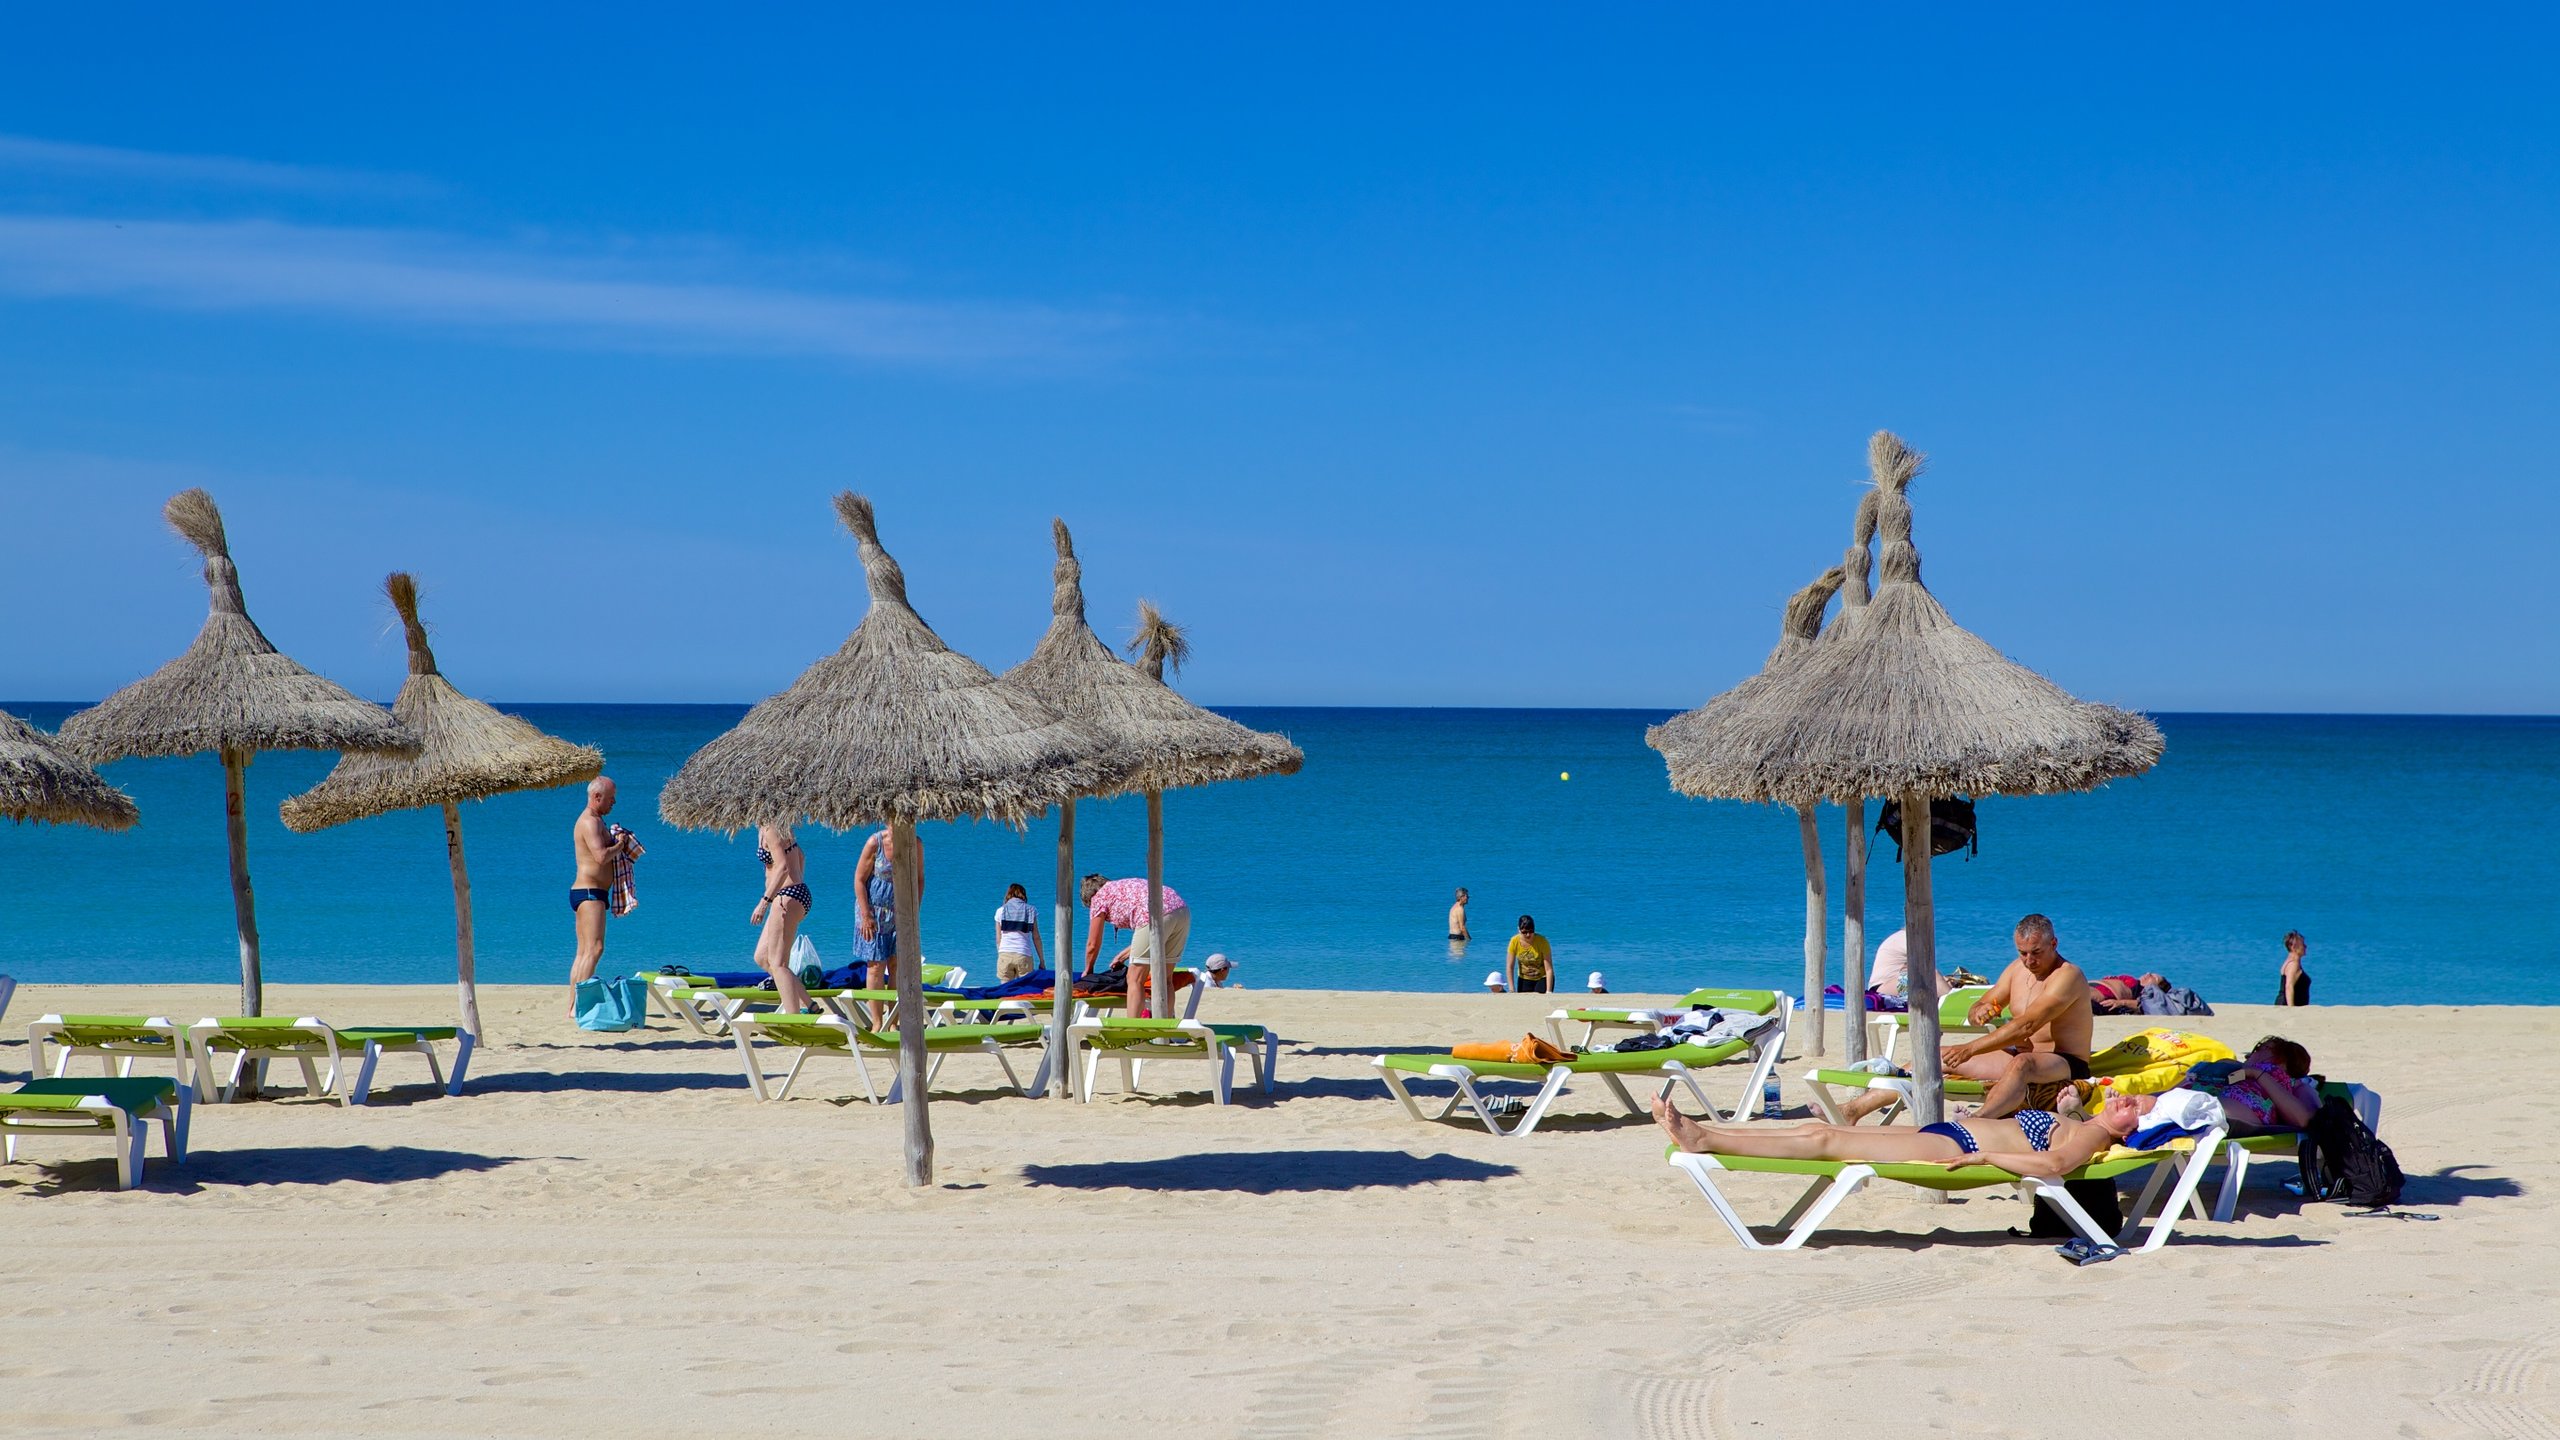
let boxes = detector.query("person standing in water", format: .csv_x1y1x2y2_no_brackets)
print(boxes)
1447,887,1471,949
750,821,816,1014
2277,930,2313,1006
852,827,922,1029
567,776,636,1012
1506,915,1554,994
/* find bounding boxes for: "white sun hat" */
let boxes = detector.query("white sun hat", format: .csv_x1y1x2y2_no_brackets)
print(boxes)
1587,971,1608,990
1482,971,1506,989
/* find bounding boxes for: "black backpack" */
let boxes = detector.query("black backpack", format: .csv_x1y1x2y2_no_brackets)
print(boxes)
2297,1094,2404,1208
1876,797,1979,861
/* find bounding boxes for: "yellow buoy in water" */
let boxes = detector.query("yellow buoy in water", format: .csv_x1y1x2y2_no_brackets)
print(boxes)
1560,771,1571,781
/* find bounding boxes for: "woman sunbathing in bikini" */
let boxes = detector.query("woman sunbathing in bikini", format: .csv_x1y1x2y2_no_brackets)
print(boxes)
1652,1090,2161,1180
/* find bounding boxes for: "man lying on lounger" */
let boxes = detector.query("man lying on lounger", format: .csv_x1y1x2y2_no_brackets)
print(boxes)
1841,912,2093,1122
1655,1088,2158,1177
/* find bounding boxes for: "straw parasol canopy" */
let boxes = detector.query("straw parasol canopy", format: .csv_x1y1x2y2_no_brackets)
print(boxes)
60,489,415,1023
59,492,419,764
1646,563,1846,1052
281,573,604,1038
660,498,1116,834
1009,520,1302,792
660,493,1118,1185
0,709,139,829
1003,520,1301,1073
1653,431,2163,1122
1647,433,2162,808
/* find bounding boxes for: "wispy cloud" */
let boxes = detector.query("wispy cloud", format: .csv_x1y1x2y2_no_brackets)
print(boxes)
0,216,1129,367
0,133,436,197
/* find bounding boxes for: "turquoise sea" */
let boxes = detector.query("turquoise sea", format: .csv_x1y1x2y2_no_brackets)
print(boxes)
4,706,2554,1006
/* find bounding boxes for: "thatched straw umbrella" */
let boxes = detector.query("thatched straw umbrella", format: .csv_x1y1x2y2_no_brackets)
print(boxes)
1652,432,2163,1124
1648,564,1846,1054
1005,521,1302,1079
59,491,415,1023
280,573,604,1039
1,709,139,830
658,494,1115,1185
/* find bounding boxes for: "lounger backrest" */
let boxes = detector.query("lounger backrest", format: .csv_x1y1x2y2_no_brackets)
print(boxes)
1940,986,1994,1025
1677,989,1782,1015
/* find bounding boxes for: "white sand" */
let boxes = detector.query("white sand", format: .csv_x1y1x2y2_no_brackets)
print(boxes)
0,984,2548,1437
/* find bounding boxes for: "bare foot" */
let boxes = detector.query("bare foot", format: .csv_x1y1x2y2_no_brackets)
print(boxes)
1652,1092,1714,1153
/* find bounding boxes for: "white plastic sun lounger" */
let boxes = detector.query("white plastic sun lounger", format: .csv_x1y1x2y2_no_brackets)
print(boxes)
1667,1126,2227,1253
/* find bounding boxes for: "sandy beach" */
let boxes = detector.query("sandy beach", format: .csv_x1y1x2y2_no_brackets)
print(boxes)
0,984,2545,1438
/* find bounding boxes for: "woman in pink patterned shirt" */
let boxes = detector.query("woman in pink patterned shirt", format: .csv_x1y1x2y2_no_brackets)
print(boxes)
1081,873,1192,1017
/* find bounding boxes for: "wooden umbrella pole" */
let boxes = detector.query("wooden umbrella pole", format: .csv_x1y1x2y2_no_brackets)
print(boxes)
1902,787,1943,1128
1050,798,1076,1099
1843,797,1868,1064
892,818,933,1185
443,802,480,1041
221,746,264,1019
1794,805,1826,1056
1143,791,1170,1019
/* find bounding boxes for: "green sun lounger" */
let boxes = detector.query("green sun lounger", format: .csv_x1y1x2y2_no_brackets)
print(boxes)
1668,1127,2227,1252
25,1014,195,1087
1375,1026,1786,1137
1545,988,1793,1052
727,1013,1052,1103
1070,1018,1275,1106
1867,986,2000,1065
649,963,969,1036
187,1017,474,1105
1801,1066,1990,1124
1,1075,191,1190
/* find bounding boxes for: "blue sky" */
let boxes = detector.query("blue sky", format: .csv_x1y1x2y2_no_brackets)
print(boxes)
2,7,2554,712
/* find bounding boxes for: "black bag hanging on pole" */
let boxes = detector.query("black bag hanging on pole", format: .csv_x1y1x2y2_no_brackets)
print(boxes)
1877,796,1979,861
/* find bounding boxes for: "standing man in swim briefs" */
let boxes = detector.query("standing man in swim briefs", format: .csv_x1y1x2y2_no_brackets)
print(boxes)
568,776,636,1012
1447,887,1471,950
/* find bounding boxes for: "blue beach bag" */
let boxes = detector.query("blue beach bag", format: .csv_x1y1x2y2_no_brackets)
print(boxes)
574,974,649,1032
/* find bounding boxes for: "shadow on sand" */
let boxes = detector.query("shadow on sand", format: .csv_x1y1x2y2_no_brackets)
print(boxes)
1024,1148,1516,1194
4,1144,533,1196
469,1069,745,1096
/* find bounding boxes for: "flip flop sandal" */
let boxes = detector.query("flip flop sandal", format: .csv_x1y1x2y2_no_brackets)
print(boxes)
2347,1208,2440,1221
2055,1238,2124,1266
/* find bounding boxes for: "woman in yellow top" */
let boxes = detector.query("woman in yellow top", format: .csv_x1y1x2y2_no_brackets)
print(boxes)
1506,915,1554,994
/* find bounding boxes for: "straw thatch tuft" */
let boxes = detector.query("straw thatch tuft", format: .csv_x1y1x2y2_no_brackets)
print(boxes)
1127,600,1193,681
1,709,140,829
658,494,1125,831
280,573,605,832
1651,431,2163,805
58,489,416,763
1003,521,1301,794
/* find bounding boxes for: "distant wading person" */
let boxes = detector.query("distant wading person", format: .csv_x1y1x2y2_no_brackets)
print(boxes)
568,776,636,1012
1507,915,1554,995
853,827,922,1029
1448,887,1471,947
2277,931,2312,1006
750,821,815,1014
